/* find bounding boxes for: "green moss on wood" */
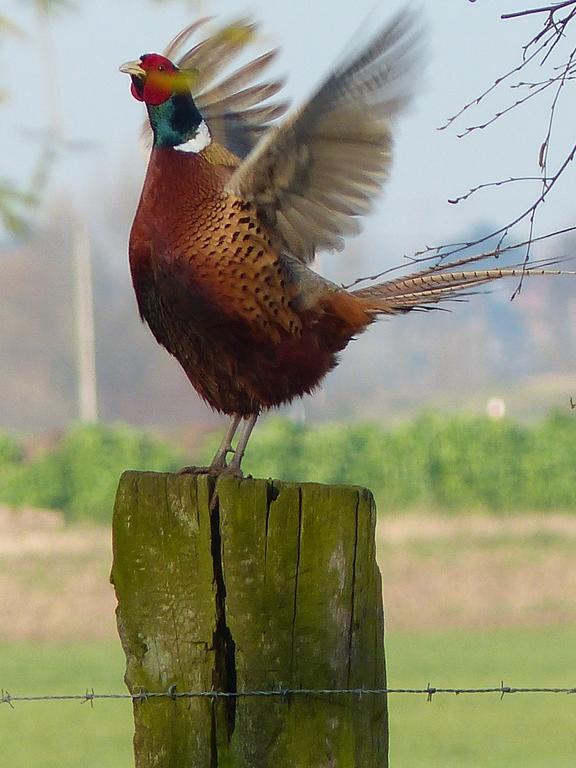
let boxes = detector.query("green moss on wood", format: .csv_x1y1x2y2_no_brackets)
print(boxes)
112,472,388,767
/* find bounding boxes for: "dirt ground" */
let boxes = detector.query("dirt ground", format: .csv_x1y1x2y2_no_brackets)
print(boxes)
0,507,116,641
1,506,575,641
378,513,576,631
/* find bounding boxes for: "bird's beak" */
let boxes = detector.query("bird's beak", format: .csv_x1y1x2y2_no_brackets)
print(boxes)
119,60,146,77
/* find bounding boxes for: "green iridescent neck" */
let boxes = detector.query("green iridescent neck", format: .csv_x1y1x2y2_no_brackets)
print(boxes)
147,92,203,148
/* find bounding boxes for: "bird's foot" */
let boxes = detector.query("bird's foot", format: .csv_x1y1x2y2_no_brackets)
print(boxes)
178,464,224,477
216,465,246,479
177,464,245,478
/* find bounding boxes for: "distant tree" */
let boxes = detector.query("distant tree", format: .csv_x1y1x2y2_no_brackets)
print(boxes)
0,0,204,234
0,13,33,233
0,1,73,234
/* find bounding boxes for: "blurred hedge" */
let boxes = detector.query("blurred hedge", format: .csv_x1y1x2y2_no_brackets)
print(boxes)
0,423,183,523
201,411,576,513
1,413,576,522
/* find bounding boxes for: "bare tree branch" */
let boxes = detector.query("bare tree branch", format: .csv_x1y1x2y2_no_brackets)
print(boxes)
502,1,576,21
448,177,552,206
343,229,576,291
424,4,576,280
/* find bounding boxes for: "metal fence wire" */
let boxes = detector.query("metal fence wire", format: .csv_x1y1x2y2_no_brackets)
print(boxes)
3,683,576,708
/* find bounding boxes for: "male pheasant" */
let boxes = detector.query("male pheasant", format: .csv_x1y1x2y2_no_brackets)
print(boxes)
121,14,567,474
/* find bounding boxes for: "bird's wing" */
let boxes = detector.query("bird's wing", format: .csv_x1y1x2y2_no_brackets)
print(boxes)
225,10,422,264
142,18,289,159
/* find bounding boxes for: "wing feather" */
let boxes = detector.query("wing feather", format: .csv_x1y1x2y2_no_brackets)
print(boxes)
226,9,423,262
197,50,280,106
162,18,213,61
142,19,289,159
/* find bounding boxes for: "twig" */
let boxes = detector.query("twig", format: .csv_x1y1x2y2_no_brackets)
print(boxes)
502,1,576,21
448,177,552,206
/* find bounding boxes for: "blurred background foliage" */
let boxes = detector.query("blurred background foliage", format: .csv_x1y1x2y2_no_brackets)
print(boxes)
0,423,183,523
152,411,576,512
1,412,576,522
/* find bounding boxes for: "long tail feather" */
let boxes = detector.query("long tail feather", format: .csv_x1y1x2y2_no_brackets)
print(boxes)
353,266,575,314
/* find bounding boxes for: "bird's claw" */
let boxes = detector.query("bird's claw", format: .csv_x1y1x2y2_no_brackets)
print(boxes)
177,464,244,478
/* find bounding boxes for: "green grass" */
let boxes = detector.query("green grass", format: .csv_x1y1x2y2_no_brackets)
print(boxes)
1,629,576,767
0,642,132,768
387,626,576,768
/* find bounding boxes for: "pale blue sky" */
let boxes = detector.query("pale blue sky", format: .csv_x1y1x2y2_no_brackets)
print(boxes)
2,0,575,266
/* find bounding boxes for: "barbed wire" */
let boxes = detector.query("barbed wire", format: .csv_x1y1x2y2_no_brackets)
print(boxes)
2,683,576,708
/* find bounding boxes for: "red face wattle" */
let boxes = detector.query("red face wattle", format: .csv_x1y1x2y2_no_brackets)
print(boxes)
129,54,180,106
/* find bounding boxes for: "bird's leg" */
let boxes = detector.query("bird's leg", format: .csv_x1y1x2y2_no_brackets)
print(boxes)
179,414,241,475
210,414,242,469
226,413,259,475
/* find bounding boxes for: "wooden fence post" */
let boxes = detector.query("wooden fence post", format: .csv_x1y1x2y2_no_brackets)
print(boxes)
111,471,388,767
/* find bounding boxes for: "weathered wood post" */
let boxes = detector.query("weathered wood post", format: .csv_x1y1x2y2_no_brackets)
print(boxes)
111,472,388,767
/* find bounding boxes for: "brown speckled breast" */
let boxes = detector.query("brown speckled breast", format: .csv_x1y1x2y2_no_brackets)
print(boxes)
128,147,371,414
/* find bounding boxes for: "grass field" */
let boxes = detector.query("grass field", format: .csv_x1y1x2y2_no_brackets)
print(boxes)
2,628,576,767
0,642,131,768
387,627,576,768
2,507,576,766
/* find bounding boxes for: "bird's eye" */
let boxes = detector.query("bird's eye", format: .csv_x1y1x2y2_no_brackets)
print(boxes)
158,65,165,72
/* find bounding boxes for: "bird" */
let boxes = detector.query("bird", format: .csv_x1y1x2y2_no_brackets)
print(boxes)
120,14,570,475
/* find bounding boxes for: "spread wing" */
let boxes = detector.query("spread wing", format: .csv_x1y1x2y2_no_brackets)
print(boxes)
225,10,422,263
143,18,289,158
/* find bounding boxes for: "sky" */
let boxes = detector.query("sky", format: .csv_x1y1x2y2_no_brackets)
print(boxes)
2,0,576,272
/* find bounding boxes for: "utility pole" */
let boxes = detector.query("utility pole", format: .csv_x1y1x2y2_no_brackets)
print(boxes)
74,217,98,422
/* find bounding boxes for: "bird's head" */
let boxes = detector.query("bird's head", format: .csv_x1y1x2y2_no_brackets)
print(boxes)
120,53,205,148
119,53,192,106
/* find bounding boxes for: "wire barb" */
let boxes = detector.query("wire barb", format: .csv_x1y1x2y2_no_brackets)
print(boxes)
167,684,178,701
1,690,14,709
134,687,150,703
82,688,95,708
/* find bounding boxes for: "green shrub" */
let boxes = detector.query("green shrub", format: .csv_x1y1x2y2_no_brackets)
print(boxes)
201,413,576,514
0,432,23,465
0,431,27,507
2,413,576,522
0,423,184,523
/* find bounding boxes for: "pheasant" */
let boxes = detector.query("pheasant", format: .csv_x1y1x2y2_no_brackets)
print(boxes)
121,14,569,475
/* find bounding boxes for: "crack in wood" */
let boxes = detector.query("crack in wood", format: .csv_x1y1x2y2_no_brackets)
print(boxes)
289,487,303,683
210,701,218,768
208,481,237,754
263,479,277,571
347,492,360,688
